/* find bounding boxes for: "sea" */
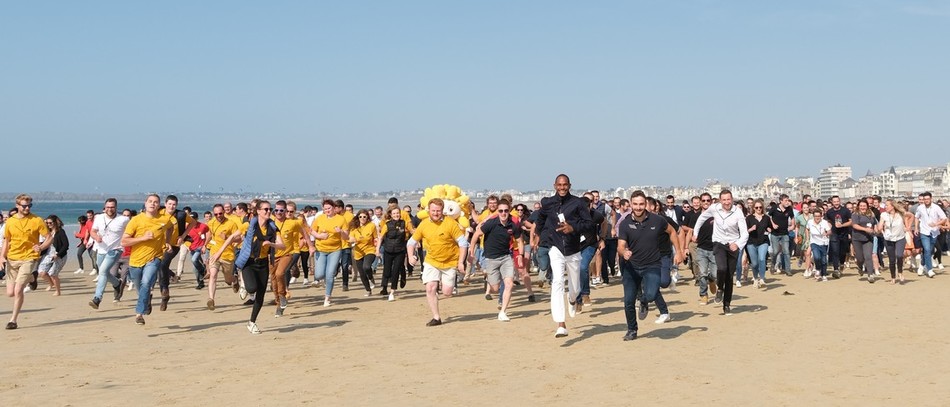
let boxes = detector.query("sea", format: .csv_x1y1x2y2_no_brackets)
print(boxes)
1,199,395,244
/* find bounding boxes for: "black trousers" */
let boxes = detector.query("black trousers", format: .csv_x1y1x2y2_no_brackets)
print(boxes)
355,254,376,292
601,239,618,282
159,246,182,291
713,243,737,307
382,251,406,291
242,258,269,323
829,234,850,271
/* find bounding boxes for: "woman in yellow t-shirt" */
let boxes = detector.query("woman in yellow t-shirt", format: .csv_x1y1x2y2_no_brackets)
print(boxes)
348,209,379,296
309,199,349,306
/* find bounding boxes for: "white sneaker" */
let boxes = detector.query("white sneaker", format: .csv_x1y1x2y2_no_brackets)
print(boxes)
323,298,331,307
939,263,945,270
927,270,936,278
24,286,32,293
127,281,135,291
568,301,578,318
671,270,680,285
239,287,248,300
289,277,297,284
554,327,568,338
735,280,742,288
654,314,671,324
370,281,376,290
246,321,261,334
88,269,97,276
530,266,538,272
752,279,759,289
364,291,371,297
918,266,926,276
74,268,84,274
821,276,828,282
498,311,510,322
803,269,812,278
301,278,310,287
758,279,766,288
874,269,881,276
388,292,395,302
92,275,100,282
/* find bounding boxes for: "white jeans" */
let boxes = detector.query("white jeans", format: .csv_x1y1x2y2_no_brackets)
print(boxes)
549,246,581,323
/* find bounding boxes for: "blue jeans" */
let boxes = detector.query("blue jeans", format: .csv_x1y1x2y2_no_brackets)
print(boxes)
94,249,123,300
659,255,672,288
577,245,597,300
620,261,667,333
190,250,206,284
695,248,716,296
314,250,342,297
811,243,828,277
747,243,769,280
537,246,552,283
129,258,161,315
735,246,745,281
769,234,791,272
920,234,936,271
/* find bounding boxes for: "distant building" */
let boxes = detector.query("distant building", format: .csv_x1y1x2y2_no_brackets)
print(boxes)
818,165,852,199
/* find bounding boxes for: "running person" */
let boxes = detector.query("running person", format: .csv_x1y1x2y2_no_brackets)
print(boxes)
234,201,285,334
407,198,468,326
1,194,53,329
120,194,173,326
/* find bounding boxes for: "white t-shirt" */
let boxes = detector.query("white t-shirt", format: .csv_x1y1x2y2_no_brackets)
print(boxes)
808,219,831,246
880,212,905,242
92,214,130,252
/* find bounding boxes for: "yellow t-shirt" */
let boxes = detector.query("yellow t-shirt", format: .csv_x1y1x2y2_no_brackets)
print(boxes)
236,218,249,248
341,212,355,250
350,222,378,260
124,213,171,268
206,217,239,262
274,217,301,258
411,217,464,269
311,214,346,253
3,214,48,261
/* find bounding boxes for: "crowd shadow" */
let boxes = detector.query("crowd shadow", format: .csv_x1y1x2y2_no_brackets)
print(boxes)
34,314,129,327
275,320,349,333
561,323,626,347
641,325,709,340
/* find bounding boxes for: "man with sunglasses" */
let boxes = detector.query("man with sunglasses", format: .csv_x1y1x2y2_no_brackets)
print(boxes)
685,194,717,305
468,199,522,321
2,194,53,329
205,204,242,310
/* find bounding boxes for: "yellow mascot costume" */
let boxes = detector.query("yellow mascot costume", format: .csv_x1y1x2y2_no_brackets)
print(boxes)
417,184,472,231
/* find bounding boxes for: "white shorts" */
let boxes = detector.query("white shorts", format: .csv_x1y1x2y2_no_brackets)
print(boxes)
422,263,457,288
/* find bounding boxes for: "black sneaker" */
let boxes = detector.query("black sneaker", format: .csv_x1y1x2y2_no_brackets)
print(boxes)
342,285,349,292
135,315,145,325
113,282,125,302
623,331,638,341
638,302,648,320
426,318,442,327
243,299,254,306
832,269,841,279
195,282,205,290
527,294,537,303
714,290,724,304
89,297,101,310
484,294,493,301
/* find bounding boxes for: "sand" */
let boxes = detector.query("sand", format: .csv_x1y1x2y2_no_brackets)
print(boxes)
2,255,949,406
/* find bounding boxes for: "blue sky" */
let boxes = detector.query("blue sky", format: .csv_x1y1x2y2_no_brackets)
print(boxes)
2,1,947,194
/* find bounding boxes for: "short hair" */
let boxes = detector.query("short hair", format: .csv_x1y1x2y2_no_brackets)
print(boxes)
620,199,629,206
203,211,212,217
105,198,118,206
497,199,511,208
428,198,445,209
666,195,675,200
779,194,789,200
487,195,499,203
631,190,646,199
922,191,933,198
374,206,383,211
388,197,399,205
213,203,224,210
275,200,287,207
719,189,732,198
78,215,88,222
830,195,840,200
286,201,297,210
15,194,32,204
165,195,178,203
700,192,712,200
147,193,161,202
556,174,571,184
345,204,354,210
334,199,345,208
322,199,335,207
183,206,192,213
691,196,701,202
236,202,248,212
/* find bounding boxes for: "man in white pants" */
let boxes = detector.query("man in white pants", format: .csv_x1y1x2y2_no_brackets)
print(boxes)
534,174,593,338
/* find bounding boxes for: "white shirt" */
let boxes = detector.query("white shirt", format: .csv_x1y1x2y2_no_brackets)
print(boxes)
916,204,947,237
92,214,130,252
693,203,749,248
880,212,905,242
808,219,831,246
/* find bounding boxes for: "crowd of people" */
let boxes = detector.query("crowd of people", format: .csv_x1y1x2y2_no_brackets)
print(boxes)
1,177,948,340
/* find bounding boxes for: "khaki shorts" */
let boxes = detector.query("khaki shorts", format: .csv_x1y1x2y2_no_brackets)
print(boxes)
422,263,457,288
7,259,38,285
483,256,514,286
210,260,234,276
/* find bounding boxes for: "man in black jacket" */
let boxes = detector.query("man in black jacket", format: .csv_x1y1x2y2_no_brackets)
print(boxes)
535,174,593,338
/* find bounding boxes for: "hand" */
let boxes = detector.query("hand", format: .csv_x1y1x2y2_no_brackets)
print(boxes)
33,244,42,253
691,235,697,243
261,241,270,248
316,232,329,240
408,255,418,266
457,263,465,275
674,253,685,265
729,242,738,252
555,222,574,234
164,243,173,253
468,248,476,260
144,231,154,240
333,227,342,233
0,258,5,268
177,237,185,246
622,249,632,261
750,225,756,231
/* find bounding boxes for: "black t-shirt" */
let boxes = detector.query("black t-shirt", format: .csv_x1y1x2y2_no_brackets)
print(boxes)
682,211,698,231
746,214,772,246
824,207,852,236
618,213,667,267
480,217,522,259
658,214,677,255
768,206,794,236
582,209,605,249
696,217,715,251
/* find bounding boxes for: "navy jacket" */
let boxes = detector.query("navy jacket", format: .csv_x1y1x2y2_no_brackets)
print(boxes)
536,193,593,256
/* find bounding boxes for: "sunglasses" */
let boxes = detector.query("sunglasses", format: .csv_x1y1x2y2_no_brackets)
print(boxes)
701,199,711,202
497,209,510,213
273,209,285,213
213,212,224,216
754,206,763,209
18,203,32,208
358,215,368,218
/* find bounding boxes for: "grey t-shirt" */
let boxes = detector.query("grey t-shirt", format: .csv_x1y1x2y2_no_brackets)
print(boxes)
851,212,877,243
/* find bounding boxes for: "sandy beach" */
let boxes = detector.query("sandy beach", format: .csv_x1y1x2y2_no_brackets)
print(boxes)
2,254,949,406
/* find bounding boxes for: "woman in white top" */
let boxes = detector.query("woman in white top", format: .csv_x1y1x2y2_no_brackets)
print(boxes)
808,209,832,281
878,200,908,284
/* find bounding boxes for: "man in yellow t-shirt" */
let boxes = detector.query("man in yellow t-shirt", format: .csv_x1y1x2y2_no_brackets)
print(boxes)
1,194,53,330
204,203,242,311
408,198,469,327
120,194,173,326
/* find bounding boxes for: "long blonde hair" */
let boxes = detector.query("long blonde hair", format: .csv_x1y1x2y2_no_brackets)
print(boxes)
887,199,906,217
